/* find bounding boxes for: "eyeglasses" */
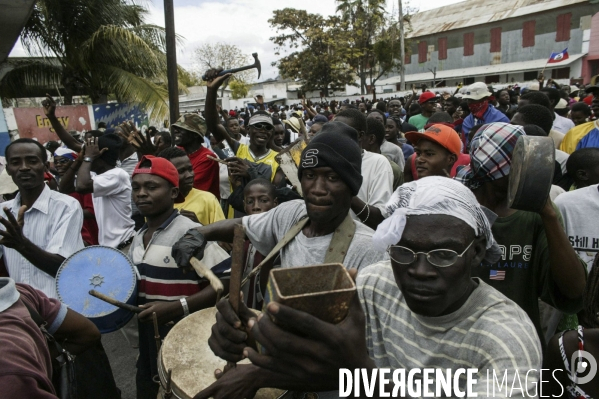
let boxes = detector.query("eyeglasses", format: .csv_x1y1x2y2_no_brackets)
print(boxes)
387,239,475,268
251,123,273,131
54,158,71,165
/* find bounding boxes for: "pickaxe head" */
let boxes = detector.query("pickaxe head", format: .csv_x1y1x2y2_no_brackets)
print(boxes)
252,53,261,80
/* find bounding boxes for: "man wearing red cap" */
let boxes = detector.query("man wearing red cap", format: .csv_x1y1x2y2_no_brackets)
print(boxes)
408,91,438,131
129,156,229,399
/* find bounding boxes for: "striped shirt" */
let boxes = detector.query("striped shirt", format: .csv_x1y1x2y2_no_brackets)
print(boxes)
357,261,542,399
128,210,230,303
0,186,84,298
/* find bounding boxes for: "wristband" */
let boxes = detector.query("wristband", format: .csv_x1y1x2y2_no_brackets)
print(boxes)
180,298,190,317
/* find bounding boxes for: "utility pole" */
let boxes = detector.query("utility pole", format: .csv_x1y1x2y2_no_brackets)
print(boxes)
398,0,406,91
164,0,179,125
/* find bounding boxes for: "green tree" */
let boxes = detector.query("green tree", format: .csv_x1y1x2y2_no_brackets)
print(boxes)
269,8,356,96
0,0,175,119
336,0,400,95
229,80,251,99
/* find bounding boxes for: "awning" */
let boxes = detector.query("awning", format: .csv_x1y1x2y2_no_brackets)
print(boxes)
377,53,586,86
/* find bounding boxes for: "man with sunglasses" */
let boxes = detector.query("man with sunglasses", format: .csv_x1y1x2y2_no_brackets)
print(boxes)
204,70,285,217
197,177,542,398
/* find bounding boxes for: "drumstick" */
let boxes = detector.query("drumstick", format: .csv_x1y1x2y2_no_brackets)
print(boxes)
89,290,144,313
189,257,224,303
207,155,229,165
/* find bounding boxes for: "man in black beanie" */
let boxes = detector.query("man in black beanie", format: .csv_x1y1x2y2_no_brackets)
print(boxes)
169,124,388,356
74,133,135,250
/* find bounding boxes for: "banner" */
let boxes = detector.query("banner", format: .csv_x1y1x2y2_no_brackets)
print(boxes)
12,105,91,144
92,103,148,130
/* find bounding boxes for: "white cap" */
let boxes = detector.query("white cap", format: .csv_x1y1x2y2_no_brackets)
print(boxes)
462,82,493,100
555,98,568,110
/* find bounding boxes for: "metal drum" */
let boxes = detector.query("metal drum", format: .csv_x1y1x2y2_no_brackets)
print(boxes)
508,135,555,212
56,245,138,334
158,307,286,399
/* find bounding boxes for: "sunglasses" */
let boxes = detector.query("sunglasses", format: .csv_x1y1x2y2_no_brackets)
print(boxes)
387,239,475,268
251,123,274,131
54,158,71,165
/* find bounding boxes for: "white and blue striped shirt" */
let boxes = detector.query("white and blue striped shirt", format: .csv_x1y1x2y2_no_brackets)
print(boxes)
0,185,84,298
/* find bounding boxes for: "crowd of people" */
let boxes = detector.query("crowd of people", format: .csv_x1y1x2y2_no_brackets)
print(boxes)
1,69,599,399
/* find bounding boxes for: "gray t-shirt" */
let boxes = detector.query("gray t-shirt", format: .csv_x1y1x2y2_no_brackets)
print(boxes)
380,139,405,171
357,261,542,399
242,200,387,270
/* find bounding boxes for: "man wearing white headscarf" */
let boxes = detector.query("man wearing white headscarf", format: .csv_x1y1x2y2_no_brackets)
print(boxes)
198,176,543,399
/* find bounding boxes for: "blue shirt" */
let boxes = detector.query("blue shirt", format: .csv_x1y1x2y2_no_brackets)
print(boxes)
462,105,510,138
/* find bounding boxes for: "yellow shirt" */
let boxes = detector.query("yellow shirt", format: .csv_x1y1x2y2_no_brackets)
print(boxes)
560,120,599,154
235,144,279,181
175,188,225,226
227,144,279,218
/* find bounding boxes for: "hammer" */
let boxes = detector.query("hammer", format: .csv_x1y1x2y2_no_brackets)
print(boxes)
202,53,261,81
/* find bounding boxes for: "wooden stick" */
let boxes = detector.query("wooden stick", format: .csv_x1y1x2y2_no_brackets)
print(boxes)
207,155,229,165
229,224,246,314
152,312,161,353
226,224,247,371
89,290,143,313
189,257,224,305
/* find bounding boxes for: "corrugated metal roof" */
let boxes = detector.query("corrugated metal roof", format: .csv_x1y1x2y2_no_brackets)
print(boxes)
407,0,588,38
376,53,585,85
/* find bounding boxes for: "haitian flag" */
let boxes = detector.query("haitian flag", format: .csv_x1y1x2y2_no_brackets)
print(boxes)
548,48,569,63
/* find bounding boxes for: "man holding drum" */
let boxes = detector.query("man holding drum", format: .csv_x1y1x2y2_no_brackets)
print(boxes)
129,155,230,399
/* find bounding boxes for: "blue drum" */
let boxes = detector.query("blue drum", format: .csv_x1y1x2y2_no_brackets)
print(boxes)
56,246,138,334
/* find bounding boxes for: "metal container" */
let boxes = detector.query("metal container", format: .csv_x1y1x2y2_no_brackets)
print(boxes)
508,135,555,212
56,246,138,334
263,263,356,325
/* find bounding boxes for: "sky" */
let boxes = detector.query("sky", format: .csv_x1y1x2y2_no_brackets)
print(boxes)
9,0,465,82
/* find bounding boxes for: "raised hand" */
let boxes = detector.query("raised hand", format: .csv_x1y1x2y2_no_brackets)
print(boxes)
0,206,28,251
205,69,231,90
41,94,57,118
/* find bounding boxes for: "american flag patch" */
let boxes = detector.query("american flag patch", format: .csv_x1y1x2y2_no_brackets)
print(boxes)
489,270,506,280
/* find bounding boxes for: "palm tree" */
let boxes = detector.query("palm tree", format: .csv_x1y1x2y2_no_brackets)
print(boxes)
0,0,178,119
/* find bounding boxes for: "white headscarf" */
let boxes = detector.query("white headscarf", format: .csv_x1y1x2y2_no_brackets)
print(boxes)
373,176,501,263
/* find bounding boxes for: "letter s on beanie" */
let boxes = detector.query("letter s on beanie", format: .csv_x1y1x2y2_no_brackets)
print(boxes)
297,122,363,196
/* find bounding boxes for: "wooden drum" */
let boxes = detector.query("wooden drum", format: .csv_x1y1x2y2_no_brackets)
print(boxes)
158,307,286,399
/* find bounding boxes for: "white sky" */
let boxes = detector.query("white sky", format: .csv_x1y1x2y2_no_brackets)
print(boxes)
9,0,465,81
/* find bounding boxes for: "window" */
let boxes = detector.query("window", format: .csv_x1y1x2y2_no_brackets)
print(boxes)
405,52,411,64
490,28,502,52
418,41,427,63
463,77,475,85
523,21,535,47
438,37,448,60
464,32,474,56
523,71,538,80
556,13,571,42
551,67,570,79
485,75,500,84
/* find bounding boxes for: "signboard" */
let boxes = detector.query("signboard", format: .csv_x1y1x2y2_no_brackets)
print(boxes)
12,105,91,144
92,103,148,130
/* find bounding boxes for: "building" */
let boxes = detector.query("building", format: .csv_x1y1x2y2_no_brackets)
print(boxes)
377,0,599,90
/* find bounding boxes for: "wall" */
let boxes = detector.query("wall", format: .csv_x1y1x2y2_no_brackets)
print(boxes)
2,103,148,145
404,5,597,76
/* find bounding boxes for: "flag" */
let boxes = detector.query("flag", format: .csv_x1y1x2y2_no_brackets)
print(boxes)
548,48,569,64
489,270,506,280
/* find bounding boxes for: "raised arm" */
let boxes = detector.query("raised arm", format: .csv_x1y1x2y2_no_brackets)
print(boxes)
205,70,237,149
41,95,83,153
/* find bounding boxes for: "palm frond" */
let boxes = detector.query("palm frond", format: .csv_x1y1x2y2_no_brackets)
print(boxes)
102,65,169,120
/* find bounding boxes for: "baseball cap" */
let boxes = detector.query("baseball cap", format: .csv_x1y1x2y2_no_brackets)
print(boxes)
405,124,462,156
132,155,185,203
462,82,493,100
418,91,438,104
171,113,208,138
